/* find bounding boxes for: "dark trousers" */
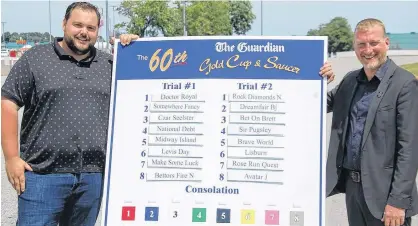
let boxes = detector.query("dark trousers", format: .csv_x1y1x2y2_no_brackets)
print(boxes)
17,171,103,226
342,169,412,226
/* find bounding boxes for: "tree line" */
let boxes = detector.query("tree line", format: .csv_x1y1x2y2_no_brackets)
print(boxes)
115,0,256,37
3,0,356,54
2,32,53,43
115,0,353,53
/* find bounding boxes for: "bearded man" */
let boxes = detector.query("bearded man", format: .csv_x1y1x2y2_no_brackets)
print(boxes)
1,2,138,225
324,18,418,226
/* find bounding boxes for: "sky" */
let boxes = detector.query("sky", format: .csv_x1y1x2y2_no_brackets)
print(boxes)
1,0,418,41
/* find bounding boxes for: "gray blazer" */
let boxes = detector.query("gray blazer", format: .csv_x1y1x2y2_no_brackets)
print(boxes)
326,58,418,219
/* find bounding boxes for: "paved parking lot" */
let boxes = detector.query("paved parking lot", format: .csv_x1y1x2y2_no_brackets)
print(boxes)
1,55,418,225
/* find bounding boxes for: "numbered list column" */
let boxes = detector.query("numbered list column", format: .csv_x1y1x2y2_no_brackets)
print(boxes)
224,82,286,185
142,82,205,183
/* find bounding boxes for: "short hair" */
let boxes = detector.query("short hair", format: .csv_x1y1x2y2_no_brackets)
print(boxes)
64,2,101,27
354,18,387,36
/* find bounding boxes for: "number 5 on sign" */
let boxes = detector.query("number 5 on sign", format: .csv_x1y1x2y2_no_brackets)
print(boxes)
216,208,231,223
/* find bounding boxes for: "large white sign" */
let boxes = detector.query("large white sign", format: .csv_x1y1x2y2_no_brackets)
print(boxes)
102,36,328,226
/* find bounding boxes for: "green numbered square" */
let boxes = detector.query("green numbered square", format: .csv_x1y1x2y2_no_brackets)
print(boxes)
192,208,206,222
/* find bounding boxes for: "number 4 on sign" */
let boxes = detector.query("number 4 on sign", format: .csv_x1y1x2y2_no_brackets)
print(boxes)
192,208,206,222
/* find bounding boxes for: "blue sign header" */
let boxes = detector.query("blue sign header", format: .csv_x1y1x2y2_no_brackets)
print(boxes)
114,37,326,80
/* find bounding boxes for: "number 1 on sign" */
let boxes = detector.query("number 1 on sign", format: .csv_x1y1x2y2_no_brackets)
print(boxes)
121,206,136,221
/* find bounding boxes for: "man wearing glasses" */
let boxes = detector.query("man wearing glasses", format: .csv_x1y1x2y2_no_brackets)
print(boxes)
323,18,418,226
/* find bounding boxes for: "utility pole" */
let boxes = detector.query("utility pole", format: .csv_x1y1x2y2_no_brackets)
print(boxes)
1,22,6,44
110,6,118,37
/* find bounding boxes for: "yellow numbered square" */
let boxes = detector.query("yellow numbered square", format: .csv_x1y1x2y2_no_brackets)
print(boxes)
241,209,255,224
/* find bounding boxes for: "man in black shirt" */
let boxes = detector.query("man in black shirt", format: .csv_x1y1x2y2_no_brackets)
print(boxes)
1,2,138,225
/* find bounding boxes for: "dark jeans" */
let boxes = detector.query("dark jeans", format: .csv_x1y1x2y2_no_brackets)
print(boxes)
342,169,412,226
17,171,103,226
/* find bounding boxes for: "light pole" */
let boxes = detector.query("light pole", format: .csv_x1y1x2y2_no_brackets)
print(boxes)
106,0,109,49
110,6,117,37
260,0,263,35
1,22,6,44
183,0,187,36
49,0,52,42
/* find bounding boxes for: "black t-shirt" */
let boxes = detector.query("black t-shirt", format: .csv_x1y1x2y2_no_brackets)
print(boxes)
1,38,113,173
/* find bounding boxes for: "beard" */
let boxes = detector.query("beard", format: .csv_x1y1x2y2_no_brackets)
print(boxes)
64,35,93,55
361,53,387,70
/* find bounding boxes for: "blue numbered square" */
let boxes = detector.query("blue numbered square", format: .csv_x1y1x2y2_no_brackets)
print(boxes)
144,207,159,221
216,208,231,223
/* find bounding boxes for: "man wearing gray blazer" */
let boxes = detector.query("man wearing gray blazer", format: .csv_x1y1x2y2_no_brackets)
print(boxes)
322,18,418,226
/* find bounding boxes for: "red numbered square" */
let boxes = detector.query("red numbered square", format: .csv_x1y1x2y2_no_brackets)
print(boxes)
121,206,136,221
